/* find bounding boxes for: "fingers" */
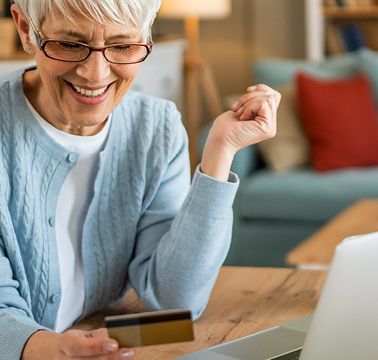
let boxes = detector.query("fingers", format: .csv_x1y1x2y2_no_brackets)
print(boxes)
74,348,133,360
231,84,281,116
230,85,281,127
114,349,135,360
251,101,277,139
90,328,134,358
60,329,134,359
63,334,116,357
246,83,273,92
234,90,281,114
205,83,280,159
235,95,274,121
67,351,133,360
89,328,110,338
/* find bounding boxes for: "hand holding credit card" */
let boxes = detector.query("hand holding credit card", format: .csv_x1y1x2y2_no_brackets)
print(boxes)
105,309,194,347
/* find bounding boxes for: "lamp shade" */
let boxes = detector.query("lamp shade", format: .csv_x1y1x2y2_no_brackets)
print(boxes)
159,0,231,19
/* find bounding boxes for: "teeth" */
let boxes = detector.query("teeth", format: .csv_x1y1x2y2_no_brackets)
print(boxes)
72,84,108,97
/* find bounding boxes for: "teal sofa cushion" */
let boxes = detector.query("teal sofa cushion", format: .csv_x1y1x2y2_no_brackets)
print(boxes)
253,51,361,87
227,220,322,267
238,168,378,222
253,47,378,99
358,48,378,102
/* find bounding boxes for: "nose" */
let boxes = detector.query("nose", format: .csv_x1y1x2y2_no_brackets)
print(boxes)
75,50,111,83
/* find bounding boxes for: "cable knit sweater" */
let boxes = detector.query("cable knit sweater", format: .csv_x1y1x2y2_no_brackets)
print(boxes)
0,68,239,360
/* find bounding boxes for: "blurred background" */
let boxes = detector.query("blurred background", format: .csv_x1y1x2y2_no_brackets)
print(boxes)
1,0,377,268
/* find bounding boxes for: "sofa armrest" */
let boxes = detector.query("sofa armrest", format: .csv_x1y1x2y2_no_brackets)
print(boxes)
231,146,257,179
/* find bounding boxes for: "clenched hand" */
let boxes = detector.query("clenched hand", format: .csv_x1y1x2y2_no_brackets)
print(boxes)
201,84,281,180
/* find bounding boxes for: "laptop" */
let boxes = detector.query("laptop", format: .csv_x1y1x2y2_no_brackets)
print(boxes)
178,231,378,360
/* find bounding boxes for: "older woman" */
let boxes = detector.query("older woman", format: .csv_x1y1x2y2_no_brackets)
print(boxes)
0,0,280,359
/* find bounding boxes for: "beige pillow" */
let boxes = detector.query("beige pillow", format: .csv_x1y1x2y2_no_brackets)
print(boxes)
257,83,310,172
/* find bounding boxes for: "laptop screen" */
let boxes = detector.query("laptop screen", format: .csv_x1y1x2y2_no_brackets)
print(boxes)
299,232,378,360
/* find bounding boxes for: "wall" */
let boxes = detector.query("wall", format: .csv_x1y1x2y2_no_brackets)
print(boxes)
251,0,306,60
156,0,307,103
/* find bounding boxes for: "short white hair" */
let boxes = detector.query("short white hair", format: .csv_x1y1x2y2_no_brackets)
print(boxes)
14,0,161,42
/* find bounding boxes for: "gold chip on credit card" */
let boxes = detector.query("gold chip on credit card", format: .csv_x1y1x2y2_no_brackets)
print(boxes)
105,309,194,347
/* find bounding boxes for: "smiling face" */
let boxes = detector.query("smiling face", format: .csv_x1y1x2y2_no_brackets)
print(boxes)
18,7,143,135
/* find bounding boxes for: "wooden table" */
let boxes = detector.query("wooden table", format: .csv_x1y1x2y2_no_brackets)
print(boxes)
286,198,378,267
78,266,326,359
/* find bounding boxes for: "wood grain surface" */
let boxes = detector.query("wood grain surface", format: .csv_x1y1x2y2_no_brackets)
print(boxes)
77,266,326,359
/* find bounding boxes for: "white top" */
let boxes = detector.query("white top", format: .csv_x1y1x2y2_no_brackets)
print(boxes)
25,97,111,332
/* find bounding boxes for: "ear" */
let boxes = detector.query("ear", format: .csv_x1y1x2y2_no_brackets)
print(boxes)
11,4,36,55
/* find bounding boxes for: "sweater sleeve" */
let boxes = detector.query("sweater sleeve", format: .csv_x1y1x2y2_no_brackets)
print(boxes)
128,107,239,319
0,216,46,359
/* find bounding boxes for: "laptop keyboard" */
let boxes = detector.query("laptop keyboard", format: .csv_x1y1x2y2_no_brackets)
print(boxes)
269,348,302,360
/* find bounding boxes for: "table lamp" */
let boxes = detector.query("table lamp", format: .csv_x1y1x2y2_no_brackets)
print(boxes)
159,0,231,171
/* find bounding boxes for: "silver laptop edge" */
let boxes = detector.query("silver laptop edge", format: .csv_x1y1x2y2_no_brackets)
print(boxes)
179,231,378,360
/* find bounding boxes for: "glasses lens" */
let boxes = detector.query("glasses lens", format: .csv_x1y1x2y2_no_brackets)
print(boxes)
105,44,148,64
44,41,89,61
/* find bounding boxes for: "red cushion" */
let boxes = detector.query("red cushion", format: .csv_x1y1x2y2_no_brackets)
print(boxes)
296,72,378,172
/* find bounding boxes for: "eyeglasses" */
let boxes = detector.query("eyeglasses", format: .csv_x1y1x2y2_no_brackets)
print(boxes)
30,24,152,64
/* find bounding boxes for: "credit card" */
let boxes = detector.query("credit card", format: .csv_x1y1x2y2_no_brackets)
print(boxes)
105,309,194,347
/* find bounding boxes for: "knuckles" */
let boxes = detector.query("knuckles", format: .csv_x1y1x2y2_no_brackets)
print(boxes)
265,127,277,139
212,83,280,151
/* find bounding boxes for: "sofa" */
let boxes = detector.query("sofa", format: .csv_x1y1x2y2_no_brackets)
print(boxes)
220,48,378,267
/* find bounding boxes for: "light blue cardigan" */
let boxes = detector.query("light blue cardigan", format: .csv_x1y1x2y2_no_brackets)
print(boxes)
0,69,239,359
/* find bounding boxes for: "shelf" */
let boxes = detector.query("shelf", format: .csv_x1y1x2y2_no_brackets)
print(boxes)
324,6,378,19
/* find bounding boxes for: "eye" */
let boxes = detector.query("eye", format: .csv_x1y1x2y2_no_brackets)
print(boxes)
56,41,83,50
111,44,134,52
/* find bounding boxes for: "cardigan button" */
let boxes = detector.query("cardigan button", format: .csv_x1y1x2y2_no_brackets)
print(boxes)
48,217,55,227
66,153,76,163
50,294,60,304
